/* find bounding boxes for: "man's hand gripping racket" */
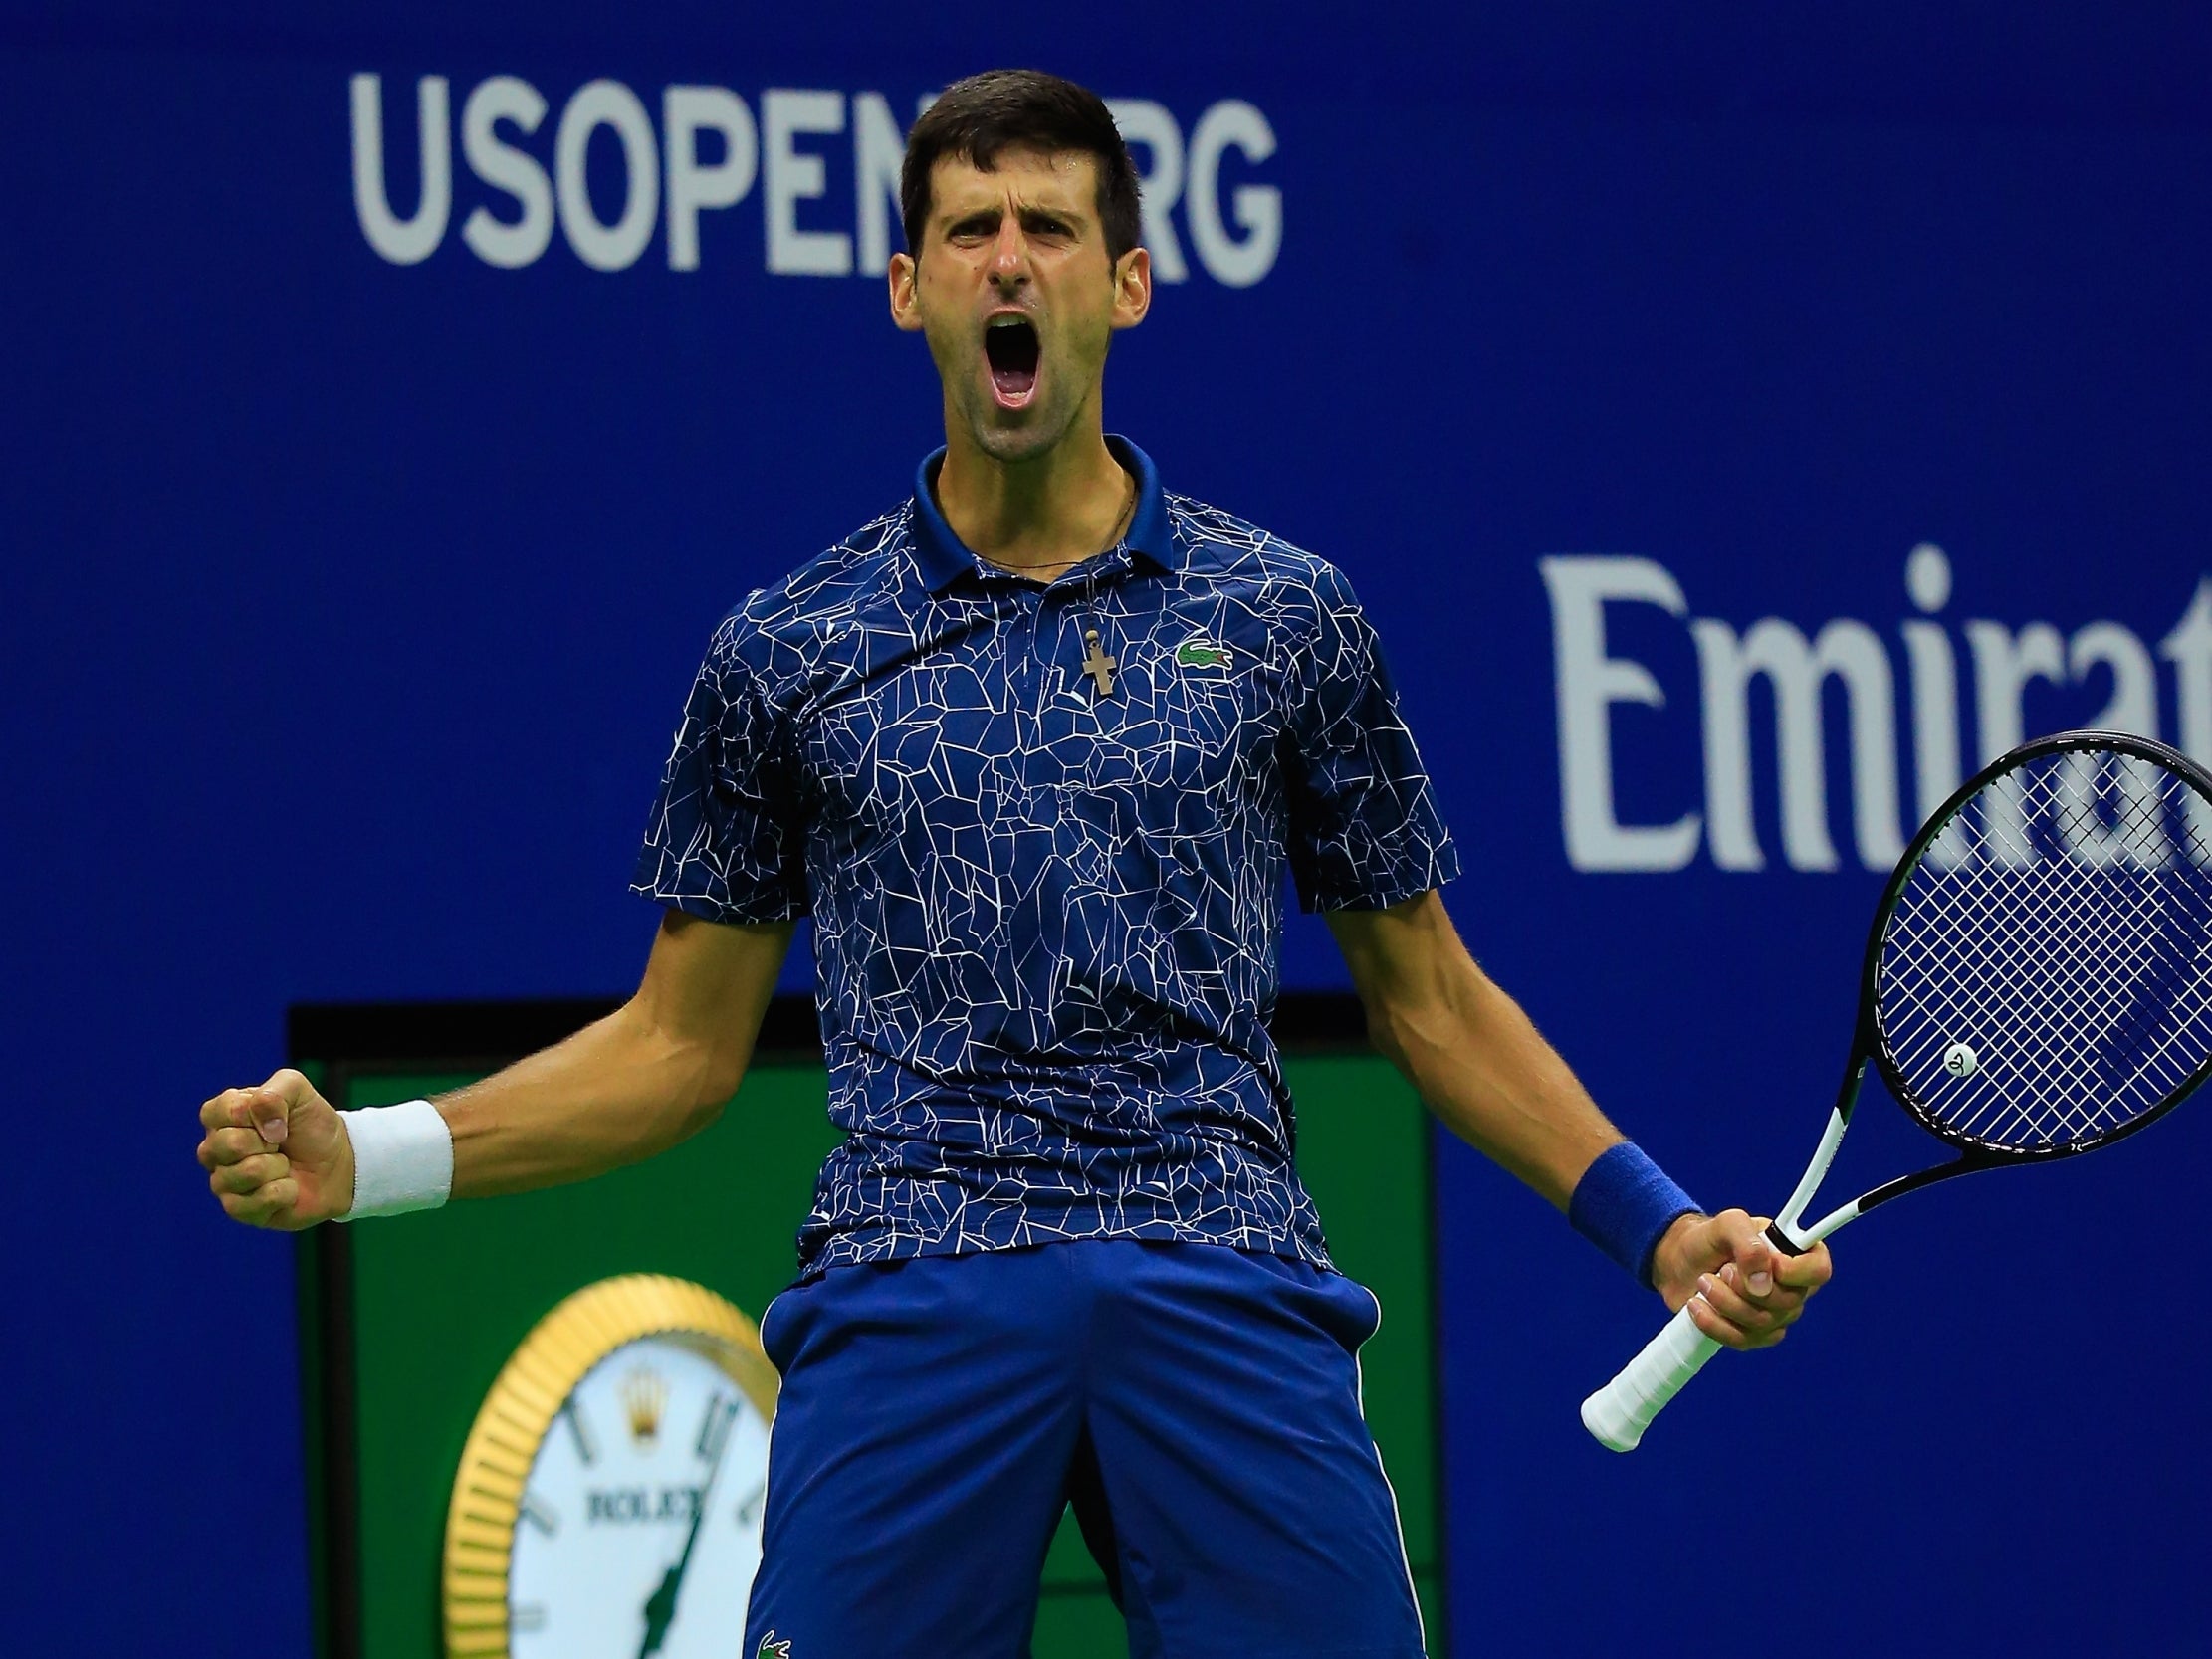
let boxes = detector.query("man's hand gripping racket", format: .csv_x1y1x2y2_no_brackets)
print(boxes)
1585,730,2212,1451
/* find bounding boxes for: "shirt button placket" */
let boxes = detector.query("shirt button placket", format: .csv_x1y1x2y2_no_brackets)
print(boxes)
1014,584,1040,710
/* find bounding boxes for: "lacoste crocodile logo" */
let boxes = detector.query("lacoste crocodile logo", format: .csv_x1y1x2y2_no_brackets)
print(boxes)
756,1635,792,1659
1175,635,1233,670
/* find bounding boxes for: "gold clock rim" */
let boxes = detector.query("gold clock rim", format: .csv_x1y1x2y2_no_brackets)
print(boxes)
440,1272,779,1658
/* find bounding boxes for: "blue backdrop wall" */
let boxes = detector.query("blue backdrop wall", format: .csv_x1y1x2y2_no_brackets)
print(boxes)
7,5,2212,1653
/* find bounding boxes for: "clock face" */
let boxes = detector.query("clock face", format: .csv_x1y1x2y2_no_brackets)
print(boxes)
505,1333,773,1658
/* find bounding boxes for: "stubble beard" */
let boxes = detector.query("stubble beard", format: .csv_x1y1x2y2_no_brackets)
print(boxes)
959,377,1083,466
932,308,1108,469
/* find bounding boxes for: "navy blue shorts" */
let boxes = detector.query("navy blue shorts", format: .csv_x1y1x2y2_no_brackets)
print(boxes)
743,1239,1427,1658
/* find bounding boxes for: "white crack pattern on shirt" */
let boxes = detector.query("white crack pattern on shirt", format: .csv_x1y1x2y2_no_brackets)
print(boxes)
634,455,1458,1275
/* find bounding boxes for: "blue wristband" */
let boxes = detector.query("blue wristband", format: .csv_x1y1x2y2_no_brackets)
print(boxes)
1569,1141,1701,1289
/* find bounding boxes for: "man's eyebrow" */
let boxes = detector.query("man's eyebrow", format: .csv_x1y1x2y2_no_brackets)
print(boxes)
939,202,1084,237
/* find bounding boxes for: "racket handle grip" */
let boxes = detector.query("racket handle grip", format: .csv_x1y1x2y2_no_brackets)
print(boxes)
1580,1304,1723,1452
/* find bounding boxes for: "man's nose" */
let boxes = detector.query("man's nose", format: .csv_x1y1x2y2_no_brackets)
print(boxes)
989,223,1030,286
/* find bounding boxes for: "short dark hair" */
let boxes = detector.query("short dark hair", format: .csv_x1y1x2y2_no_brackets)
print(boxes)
900,70,1143,266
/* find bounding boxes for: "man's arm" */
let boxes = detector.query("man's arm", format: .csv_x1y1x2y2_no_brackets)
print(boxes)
196,911,795,1229
1326,890,1830,1348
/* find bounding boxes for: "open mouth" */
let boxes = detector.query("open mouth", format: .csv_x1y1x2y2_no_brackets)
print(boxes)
984,315,1040,406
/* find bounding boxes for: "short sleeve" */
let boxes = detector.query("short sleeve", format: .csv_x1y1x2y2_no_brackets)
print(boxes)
630,618,811,923
1281,567,1460,912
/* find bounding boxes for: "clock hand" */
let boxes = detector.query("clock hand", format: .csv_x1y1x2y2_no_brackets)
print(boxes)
636,1399,739,1659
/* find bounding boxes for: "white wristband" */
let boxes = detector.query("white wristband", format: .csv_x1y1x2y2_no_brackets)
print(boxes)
336,1099,454,1220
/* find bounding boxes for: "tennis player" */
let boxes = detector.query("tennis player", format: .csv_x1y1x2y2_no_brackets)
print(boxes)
199,70,1830,1656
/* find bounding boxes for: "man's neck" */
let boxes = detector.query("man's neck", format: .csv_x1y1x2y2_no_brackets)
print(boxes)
934,418,1132,577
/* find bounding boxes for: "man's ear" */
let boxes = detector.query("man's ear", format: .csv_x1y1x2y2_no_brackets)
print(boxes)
1110,246,1153,331
888,251,924,332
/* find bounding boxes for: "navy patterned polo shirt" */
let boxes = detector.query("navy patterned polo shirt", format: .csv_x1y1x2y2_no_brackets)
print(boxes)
633,437,1459,1276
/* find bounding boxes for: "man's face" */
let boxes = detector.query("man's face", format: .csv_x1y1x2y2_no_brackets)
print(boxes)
890,148,1150,464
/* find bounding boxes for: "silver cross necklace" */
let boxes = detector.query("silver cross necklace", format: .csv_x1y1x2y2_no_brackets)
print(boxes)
1079,628,1117,698
1065,469,1134,700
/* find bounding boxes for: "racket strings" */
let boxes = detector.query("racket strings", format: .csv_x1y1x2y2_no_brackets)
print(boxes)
1895,879,2204,1147
1906,790,2211,1144
1887,769,2211,1143
1890,892,2141,1145
1927,836,2212,1140
1876,750,2212,1153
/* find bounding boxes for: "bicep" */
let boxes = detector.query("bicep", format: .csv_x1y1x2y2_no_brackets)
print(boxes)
1325,889,1473,1018
633,910,796,1086
1329,892,1615,1201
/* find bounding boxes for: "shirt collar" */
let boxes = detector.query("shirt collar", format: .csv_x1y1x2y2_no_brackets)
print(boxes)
909,434,1180,592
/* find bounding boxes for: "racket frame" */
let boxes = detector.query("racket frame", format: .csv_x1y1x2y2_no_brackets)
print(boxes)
1827,729,2212,1232
1586,727,2212,1449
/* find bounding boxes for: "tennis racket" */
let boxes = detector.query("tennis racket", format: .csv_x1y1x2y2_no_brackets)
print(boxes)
1582,728,2212,1452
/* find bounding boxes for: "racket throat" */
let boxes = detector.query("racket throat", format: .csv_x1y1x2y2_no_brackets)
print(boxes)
1773,1089,1858,1246
1763,1219,1811,1256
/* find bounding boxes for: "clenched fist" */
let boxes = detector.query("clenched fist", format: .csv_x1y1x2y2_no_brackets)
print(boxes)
1650,1207,1832,1350
197,1069,354,1229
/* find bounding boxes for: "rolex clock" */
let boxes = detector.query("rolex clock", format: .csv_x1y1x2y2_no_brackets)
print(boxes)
444,1274,779,1657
